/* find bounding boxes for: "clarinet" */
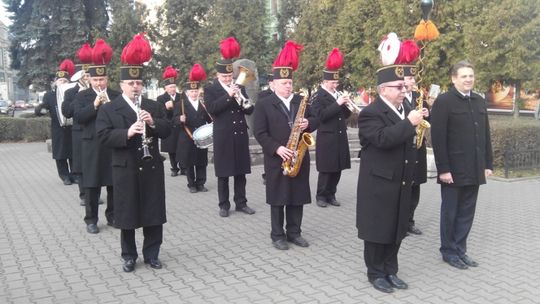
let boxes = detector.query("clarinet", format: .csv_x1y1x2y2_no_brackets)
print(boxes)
135,94,153,161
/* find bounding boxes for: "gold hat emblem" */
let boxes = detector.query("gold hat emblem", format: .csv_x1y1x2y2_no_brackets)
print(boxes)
129,68,140,78
57,71,67,78
395,66,404,78
190,82,197,89
226,64,233,73
410,67,417,76
96,67,105,76
279,68,290,78
333,72,339,80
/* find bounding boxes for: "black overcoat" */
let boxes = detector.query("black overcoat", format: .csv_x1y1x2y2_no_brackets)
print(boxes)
356,97,417,244
96,95,170,229
253,93,318,206
204,79,253,177
73,88,120,188
430,86,493,186
402,91,429,184
311,87,351,172
41,91,72,160
172,96,212,167
156,92,181,153
61,83,84,172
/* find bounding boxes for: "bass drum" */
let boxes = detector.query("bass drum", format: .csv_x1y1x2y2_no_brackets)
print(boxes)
192,123,213,149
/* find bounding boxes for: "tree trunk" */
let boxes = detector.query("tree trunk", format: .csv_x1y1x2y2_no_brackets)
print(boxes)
513,80,521,118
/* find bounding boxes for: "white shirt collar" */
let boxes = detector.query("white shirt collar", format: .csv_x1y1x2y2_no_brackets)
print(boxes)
380,95,404,120
188,97,199,110
276,93,294,111
122,94,138,114
218,80,231,92
456,89,471,98
321,85,337,100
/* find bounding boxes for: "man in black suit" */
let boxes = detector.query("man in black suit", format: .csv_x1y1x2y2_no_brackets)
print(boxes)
157,66,183,177
431,60,493,270
61,51,91,206
96,38,170,272
257,73,274,185
357,65,426,293
401,68,429,235
253,41,318,250
37,60,74,186
174,65,212,193
73,39,120,234
311,48,351,208
204,51,255,217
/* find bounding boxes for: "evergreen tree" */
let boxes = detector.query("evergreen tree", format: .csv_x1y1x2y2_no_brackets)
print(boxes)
5,0,108,90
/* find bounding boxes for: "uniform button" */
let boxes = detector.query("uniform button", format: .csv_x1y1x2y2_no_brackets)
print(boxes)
339,131,342,134
416,160,419,164
405,160,408,164
138,148,141,151
139,167,143,171
233,121,236,124
402,181,406,186
234,132,237,135
339,118,342,120
231,110,234,113
151,166,155,169
240,131,243,134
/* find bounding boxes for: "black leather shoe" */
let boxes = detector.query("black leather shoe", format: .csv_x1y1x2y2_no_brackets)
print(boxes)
327,199,341,206
387,275,408,289
98,199,104,205
123,259,136,272
272,239,289,250
180,169,187,175
170,170,179,177
316,200,328,207
287,236,309,247
86,224,99,234
370,277,394,293
107,221,115,227
408,225,422,235
79,200,86,206
145,258,162,269
443,256,468,269
236,206,255,215
197,185,208,192
63,178,72,185
219,209,229,217
189,187,198,193
460,255,479,267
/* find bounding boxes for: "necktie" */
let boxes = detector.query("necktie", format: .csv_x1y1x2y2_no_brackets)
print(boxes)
397,106,403,114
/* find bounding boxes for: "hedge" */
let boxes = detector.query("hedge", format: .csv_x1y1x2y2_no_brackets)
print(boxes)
0,116,51,142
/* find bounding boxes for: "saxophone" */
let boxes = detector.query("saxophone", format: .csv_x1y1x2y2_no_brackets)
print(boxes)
282,91,316,177
415,89,430,149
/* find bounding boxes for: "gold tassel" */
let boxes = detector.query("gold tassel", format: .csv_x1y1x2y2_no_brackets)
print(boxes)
415,20,440,41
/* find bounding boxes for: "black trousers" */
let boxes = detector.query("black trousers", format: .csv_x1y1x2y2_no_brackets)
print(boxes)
55,159,72,180
270,205,303,241
408,184,421,226
168,153,179,172
187,165,207,188
121,225,163,262
440,184,479,259
77,178,85,201
84,186,114,225
217,175,247,210
316,171,342,202
364,240,402,281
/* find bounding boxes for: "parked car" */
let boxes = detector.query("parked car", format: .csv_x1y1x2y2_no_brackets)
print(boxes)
14,100,27,110
0,100,15,116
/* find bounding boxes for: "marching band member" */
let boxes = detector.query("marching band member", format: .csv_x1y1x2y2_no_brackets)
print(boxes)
173,64,212,193
61,43,93,205
253,41,318,250
311,48,351,208
96,34,170,272
157,66,183,177
37,59,75,186
73,39,120,234
204,37,255,217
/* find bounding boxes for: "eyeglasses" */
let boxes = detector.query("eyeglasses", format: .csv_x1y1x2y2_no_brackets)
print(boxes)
383,85,406,90
125,80,144,87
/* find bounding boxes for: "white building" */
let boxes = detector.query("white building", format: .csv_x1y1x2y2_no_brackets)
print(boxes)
0,20,15,102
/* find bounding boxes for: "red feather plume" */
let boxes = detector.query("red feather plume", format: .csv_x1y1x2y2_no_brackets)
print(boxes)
189,64,207,82
77,43,93,64
395,40,420,64
92,39,113,65
121,33,152,65
219,37,241,60
58,59,75,77
273,40,303,71
325,48,343,71
162,66,178,80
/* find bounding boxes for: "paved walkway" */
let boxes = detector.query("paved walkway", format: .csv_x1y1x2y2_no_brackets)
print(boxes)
1,142,539,304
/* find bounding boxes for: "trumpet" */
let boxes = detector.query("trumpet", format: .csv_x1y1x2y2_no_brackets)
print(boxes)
337,91,361,114
70,70,89,91
234,88,253,109
135,94,153,161
232,65,255,109
97,87,110,105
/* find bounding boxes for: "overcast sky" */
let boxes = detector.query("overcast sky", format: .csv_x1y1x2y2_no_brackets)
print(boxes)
1,4,12,26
